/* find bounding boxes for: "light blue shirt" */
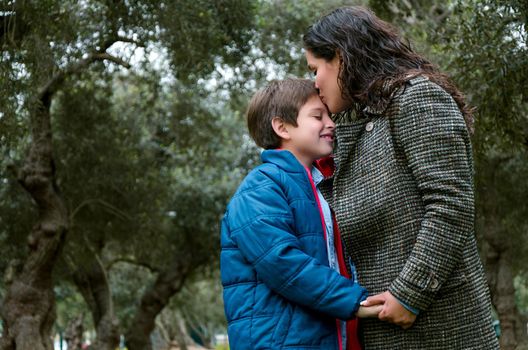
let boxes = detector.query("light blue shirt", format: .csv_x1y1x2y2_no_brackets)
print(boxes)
311,167,339,271
311,166,346,348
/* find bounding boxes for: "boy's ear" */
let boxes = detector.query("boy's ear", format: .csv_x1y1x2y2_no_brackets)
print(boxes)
271,117,291,140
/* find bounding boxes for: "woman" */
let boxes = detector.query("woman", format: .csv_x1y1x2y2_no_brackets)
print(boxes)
303,6,499,349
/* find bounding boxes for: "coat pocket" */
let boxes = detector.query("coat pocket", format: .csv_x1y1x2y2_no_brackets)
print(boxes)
438,272,468,295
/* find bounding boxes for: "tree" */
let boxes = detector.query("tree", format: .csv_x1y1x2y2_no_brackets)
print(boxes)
118,78,255,350
0,1,134,347
0,0,254,349
438,2,528,348
154,273,227,349
46,28,255,350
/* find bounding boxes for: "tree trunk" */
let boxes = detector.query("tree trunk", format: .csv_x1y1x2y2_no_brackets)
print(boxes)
483,233,518,350
72,259,120,350
0,94,68,350
64,314,84,350
483,228,528,349
479,159,526,350
124,254,197,350
0,35,128,350
180,308,212,348
174,314,189,350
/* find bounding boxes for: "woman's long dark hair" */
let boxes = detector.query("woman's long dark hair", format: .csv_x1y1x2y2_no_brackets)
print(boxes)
303,6,474,132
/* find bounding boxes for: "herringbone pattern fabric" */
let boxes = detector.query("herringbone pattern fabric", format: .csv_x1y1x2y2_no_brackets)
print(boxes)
322,76,499,349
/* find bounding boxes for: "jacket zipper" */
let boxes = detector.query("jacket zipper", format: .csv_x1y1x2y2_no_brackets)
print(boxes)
304,167,344,350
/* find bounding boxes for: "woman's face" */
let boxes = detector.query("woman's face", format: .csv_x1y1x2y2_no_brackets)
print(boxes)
305,50,351,114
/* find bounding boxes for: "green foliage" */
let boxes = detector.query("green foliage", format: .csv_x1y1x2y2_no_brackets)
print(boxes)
213,0,367,104
439,1,528,275
54,283,93,333
48,62,253,331
109,263,155,331
53,69,166,252
439,1,527,150
158,0,255,83
1,0,258,341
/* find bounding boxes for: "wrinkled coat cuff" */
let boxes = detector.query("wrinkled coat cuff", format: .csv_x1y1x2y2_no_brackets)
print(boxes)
389,260,442,311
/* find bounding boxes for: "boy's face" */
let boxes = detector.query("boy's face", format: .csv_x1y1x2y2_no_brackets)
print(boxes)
283,95,335,167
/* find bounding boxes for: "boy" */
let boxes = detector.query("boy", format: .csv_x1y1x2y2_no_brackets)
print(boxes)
220,79,375,350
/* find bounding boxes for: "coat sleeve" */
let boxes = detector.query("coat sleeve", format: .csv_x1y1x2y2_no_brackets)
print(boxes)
388,79,475,311
227,173,367,320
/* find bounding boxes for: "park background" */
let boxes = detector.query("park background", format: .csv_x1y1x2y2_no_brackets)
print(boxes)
0,0,526,349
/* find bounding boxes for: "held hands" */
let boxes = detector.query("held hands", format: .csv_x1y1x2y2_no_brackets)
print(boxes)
356,304,383,318
360,291,417,329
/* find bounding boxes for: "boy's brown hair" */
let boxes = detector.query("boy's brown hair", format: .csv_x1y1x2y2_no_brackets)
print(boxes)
247,78,318,149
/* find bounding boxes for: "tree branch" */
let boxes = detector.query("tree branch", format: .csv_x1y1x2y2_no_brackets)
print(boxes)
70,198,132,224
106,257,160,273
37,39,134,101
155,316,172,343
116,35,145,47
93,52,131,68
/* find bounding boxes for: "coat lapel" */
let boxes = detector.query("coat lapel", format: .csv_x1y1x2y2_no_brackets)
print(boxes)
332,120,368,204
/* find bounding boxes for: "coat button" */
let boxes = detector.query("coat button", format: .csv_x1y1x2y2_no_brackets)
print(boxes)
365,121,374,131
430,278,439,289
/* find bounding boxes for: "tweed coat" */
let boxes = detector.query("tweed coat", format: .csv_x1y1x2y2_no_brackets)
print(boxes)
321,76,499,349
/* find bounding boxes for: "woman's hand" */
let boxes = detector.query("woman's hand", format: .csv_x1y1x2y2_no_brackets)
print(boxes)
361,291,417,329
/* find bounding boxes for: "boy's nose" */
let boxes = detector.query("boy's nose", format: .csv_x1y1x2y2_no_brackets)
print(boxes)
325,117,335,129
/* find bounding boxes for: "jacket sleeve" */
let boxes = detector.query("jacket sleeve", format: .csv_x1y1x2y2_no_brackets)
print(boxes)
388,78,475,311
227,174,367,320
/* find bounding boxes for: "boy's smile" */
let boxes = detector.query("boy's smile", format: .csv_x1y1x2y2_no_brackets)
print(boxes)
281,95,335,168
320,132,334,142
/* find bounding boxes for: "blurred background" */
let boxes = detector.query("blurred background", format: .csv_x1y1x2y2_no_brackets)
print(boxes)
0,0,526,349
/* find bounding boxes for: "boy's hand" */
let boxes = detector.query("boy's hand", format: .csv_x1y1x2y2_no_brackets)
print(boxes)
362,291,417,329
356,305,383,318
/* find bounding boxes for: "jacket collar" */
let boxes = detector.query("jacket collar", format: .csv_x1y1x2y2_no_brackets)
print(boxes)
261,149,306,173
334,92,393,124
261,150,336,180
362,99,391,116
361,75,428,116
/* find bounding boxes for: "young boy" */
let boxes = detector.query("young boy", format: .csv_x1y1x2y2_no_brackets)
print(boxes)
220,79,374,350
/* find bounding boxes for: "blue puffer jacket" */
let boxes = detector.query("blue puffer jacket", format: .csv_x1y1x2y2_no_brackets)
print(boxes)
221,150,367,350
